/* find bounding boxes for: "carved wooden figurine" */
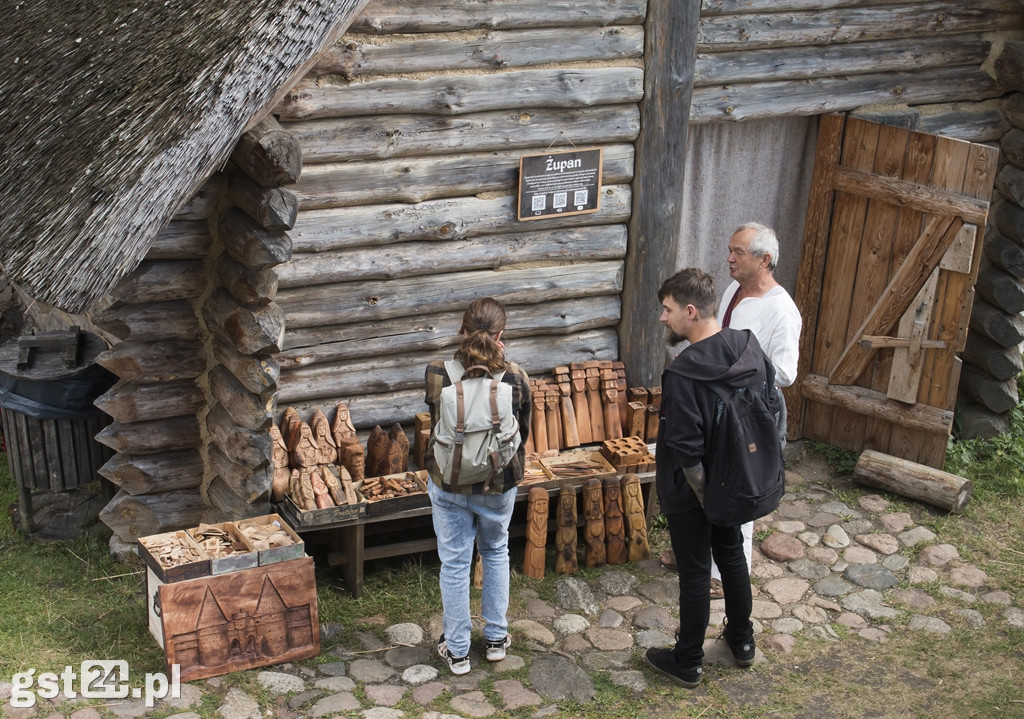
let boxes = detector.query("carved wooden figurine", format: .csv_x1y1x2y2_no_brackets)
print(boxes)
601,370,623,441
366,425,390,478
524,487,549,579
554,485,578,575
311,409,338,465
290,422,319,469
625,401,647,439
270,424,290,503
282,406,302,452
603,476,627,565
332,402,365,481
613,361,629,434
320,464,345,505
622,474,651,561
544,388,560,452
289,468,315,511
310,467,336,509
582,478,606,568
531,391,548,454
554,366,580,448
585,364,605,442
645,404,660,442
387,423,409,475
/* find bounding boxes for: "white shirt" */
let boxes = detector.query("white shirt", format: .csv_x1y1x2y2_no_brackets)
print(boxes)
718,280,802,388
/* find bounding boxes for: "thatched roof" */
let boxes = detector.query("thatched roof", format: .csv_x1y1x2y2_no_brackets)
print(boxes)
0,0,369,314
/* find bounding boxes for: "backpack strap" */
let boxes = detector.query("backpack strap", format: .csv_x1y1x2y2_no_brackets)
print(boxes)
451,381,466,486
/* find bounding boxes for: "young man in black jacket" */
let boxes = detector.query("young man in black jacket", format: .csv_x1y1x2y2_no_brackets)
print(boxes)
645,268,774,687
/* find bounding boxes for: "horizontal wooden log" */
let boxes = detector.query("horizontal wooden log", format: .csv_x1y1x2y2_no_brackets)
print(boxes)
914,100,1010,144
277,261,623,327
230,115,302,187
206,475,271,519
96,340,206,382
93,300,200,342
208,365,274,432
996,164,1024,209
291,143,634,209
278,329,618,403
217,253,279,306
203,289,286,355
288,183,630,253
348,0,646,33
697,2,1020,51
227,172,299,231
853,449,972,514
969,298,1024,347
284,105,640,163
701,0,972,14
94,379,205,423
975,263,1024,314
98,450,204,496
146,220,211,260
689,67,1002,124
834,165,989,226
1005,93,1024,131
220,207,293,270
276,67,644,121
694,35,989,87
800,373,952,435
994,39,1024,93
983,233,1024,279
109,260,206,303
1000,128,1024,169
994,199,1024,244
207,402,274,468
279,295,620,364
214,338,280,395
962,333,1024,381
95,416,201,455
99,488,208,543
314,25,643,78
172,174,226,222
959,361,1020,414
281,225,627,287
954,398,1011,440
208,445,273,504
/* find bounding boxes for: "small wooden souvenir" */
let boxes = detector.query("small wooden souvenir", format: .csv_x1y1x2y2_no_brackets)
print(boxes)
290,422,319,469
582,478,606,568
531,391,548,454
366,425,390,478
612,361,629,434
414,412,432,469
333,402,366,481
647,387,662,408
554,485,578,575
554,366,580,448
387,423,409,475
603,476,627,565
585,364,605,442
524,487,549,579
289,468,315,511
570,363,592,444
627,387,648,406
282,406,302,453
311,409,338,465
625,401,647,439
270,424,290,503
601,370,623,441
320,464,345,505
645,404,660,442
544,388,561,452
622,474,651,561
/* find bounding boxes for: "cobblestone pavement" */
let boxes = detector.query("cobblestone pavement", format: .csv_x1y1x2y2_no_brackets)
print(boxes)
2,445,1022,718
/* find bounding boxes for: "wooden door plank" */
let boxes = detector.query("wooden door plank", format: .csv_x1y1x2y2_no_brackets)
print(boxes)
790,113,845,439
832,122,909,451
831,167,989,225
803,117,879,446
888,268,940,403
827,214,961,387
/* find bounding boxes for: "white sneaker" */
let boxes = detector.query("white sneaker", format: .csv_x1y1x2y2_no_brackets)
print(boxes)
485,635,511,662
437,634,471,675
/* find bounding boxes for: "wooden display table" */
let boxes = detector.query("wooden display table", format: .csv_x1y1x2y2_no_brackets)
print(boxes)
279,472,655,598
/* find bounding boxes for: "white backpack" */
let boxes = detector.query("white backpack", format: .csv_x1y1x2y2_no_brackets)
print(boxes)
430,359,521,490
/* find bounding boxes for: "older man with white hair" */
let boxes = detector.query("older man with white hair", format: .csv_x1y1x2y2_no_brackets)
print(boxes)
661,222,802,593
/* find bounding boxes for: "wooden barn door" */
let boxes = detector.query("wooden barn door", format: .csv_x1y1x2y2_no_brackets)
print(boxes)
791,114,998,469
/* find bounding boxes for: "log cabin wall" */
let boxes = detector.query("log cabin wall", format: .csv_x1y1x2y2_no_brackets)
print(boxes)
270,0,646,430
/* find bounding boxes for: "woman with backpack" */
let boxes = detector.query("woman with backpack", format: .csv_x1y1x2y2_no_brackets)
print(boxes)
424,297,532,675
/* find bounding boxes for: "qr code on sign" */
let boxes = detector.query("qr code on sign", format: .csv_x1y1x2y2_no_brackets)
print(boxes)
531,195,546,211
574,189,588,205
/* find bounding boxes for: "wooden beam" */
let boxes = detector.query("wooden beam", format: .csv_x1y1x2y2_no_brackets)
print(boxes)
801,374,952,435
619,0,699,389
832,166,990,226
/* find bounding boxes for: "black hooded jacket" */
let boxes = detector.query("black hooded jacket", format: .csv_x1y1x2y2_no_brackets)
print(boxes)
655,327,779,514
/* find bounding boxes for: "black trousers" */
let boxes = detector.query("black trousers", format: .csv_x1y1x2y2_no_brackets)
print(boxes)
666,493,754,667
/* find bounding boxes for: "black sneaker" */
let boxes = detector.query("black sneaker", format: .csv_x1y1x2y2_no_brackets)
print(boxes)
485,635,511,662
727,636,756,667
643,647,702,688
437,634,471,676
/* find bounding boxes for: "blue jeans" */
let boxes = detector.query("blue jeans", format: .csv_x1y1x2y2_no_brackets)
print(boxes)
427,480,518,657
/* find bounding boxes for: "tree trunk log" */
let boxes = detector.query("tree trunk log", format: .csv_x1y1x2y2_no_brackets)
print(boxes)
983,233,1024,279
208,365,274,432
147,220,211,260
217,253,279,306
227,173,299,231
853,449,972,513
96,340,206,382
959,362,1020,414
1000,127,1024,169
208,444,273,504
206,476,271,519
96,416,201,454
994,38,1024,93
94,379,204,423
975,263,1024,313
214,338,280,395
98,450,204,496
800,373,952,435
94,300,200,342
994,199,1024,244
99,488,208,543
109,260,206,303
230,114,302,187
219,208,293,270
206,402,274,467
962,334,1024,381
203,289,286,355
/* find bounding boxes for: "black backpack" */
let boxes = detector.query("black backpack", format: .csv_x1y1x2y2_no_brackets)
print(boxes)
701,376,785,526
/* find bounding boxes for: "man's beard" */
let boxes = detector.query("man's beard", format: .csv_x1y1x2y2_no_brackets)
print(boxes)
665,329,685,346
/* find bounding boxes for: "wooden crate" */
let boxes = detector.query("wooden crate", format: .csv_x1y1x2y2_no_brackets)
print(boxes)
277,491,366,528
234,514,305,566
360,470,429,517
187,522,258,575
158,556,320,682
138,530,210,583
540,449,617,481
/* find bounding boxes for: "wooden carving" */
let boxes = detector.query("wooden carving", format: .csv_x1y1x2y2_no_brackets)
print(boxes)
613,361,629,434
570,366,592,444
625,401,647,439
524,487,549,579
554,366,580,448
387,423,409,475
531,392,548,454
310,468,335,509
622,474,651,561
582,478,606,568
544,388,560,452
289,468,315,511
554,485,578,575
601,370,623,441
269,424,290,503
332,403,366,481
603,476,627,565
282,406,302,452
290,423,319,469
320,464,345,505
311,409,338,465
645,404,660,442
585,365,605,442
365,425,390,478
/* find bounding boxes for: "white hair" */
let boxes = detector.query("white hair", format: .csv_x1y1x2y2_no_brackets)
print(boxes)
734,222,779,270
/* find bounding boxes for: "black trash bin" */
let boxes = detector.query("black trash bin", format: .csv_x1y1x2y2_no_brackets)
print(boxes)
0,327,117,534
